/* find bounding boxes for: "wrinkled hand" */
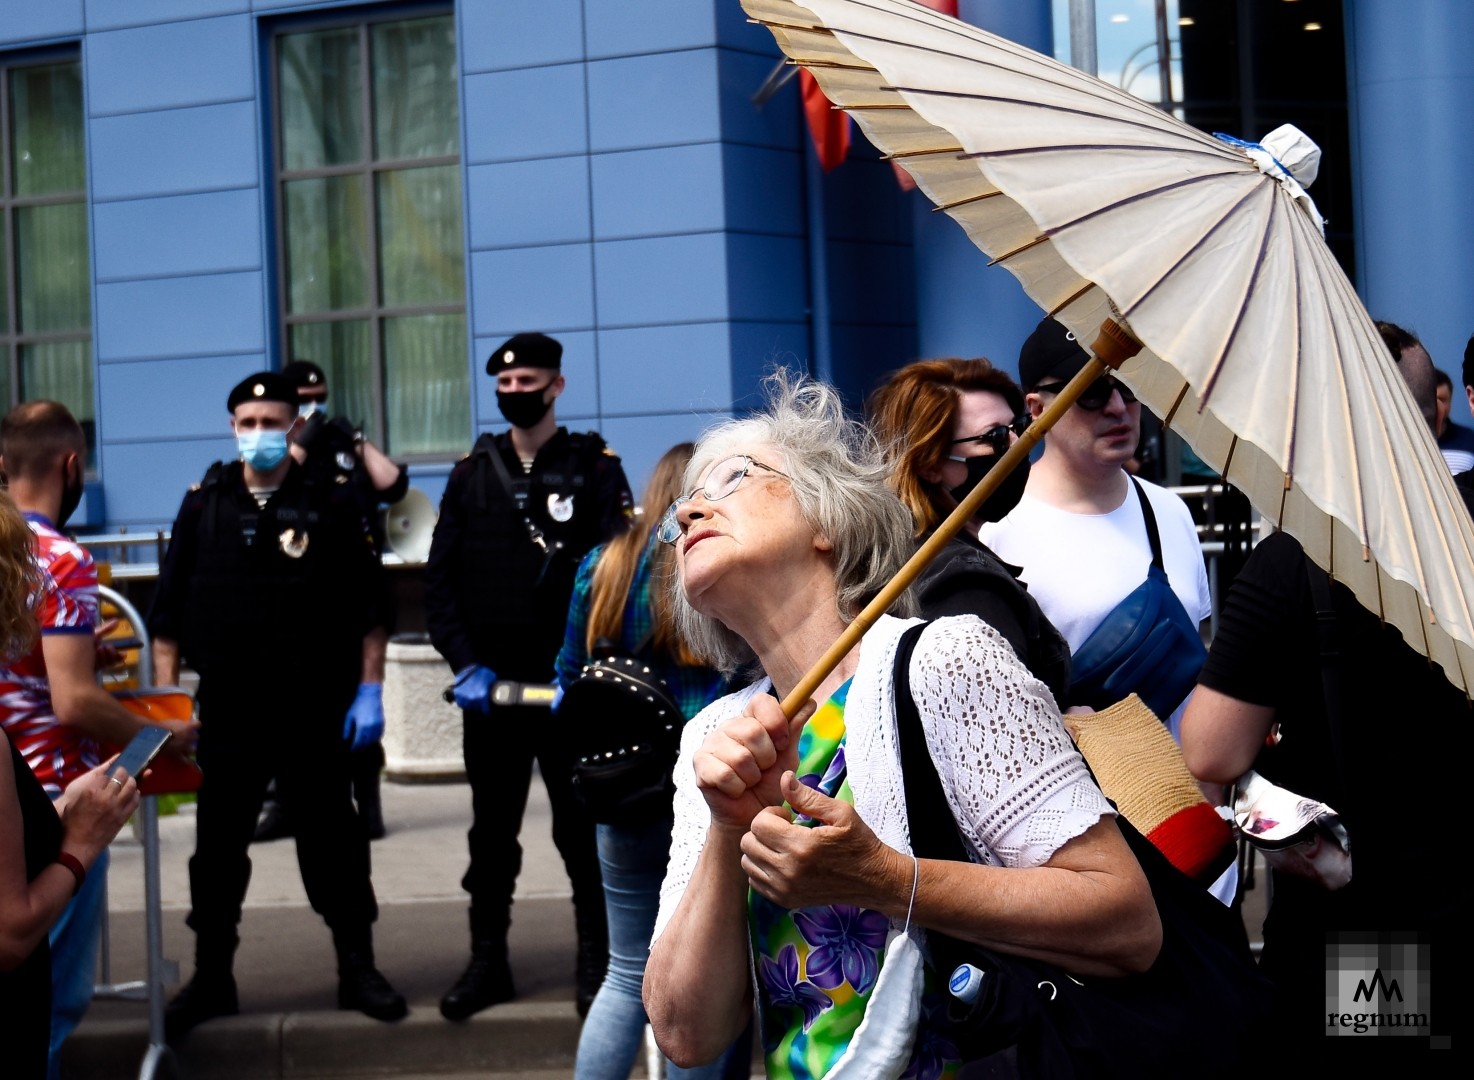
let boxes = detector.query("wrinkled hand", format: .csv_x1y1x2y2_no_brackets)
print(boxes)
342,683,385,750
452,666,497,714
740,771,904,911
160,716,201,760
693,695,815,832
57,758,141,862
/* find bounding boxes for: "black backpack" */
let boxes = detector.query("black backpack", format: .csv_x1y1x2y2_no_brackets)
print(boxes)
565,635,684,826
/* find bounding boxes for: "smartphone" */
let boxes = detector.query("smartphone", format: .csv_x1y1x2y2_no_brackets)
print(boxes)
108,725,173,781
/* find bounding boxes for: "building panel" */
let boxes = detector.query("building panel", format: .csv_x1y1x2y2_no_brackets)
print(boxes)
460,0,585,74
97,353,264,441
469,244,596,338
462,64,589,164
95,272,265,360
87,101,259,201
93,188,261,280
466,157,591,249
86,14,252,116
591,143,726,240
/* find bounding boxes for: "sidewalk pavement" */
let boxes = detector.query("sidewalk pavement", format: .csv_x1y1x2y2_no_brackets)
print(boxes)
64,771,599,1079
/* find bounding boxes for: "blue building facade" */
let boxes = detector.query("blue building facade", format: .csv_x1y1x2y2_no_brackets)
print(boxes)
1,0,1469,533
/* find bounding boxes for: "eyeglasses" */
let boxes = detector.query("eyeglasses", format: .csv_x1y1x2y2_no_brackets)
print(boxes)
656,455,791,545
949,416,1029,458
1035,375,1137,411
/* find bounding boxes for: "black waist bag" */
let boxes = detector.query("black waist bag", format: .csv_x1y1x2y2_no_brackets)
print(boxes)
893,623,1270,1078
565,637,683,826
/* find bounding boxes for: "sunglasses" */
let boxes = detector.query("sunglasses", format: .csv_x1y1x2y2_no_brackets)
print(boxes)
949,415,1029,458
1035,376,1138,411
656,454,791,545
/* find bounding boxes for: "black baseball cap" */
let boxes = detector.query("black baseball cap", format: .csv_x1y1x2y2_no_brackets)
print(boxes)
1018,317,1090,392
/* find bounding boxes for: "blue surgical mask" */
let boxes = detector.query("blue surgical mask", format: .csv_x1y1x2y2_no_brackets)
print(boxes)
299,402,324,421
237,429,291,471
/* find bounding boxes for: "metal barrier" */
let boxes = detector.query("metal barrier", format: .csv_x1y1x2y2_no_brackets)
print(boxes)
92,584,181,1080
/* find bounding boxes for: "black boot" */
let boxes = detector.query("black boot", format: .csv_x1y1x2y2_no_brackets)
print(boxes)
165,936,239,1043
573,899,609,1020
253,781,293,842
352,747,386,841
334,931,407,1022
439,939,514,1021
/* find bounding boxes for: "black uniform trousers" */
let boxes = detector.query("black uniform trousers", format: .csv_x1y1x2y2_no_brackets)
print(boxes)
188,678,378,943
461,701,603,941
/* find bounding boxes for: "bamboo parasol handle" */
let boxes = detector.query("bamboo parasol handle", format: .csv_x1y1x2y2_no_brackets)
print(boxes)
778,318,1142,718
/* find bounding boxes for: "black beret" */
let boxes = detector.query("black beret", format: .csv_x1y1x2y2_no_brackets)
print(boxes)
227,372,299,412
1018,317,1090,392
486,332,562,374
282,360,328,399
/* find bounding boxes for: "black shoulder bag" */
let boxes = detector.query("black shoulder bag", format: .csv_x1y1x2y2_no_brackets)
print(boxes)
564,633,685,826
892,623,1269,1079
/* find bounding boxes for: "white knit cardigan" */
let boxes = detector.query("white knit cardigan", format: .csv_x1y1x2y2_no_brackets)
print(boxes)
652,614,1112,1077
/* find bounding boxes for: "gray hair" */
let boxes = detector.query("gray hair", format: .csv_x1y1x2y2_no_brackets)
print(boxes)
673,370,918,676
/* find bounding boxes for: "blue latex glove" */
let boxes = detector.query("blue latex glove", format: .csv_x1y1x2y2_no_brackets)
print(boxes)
343,683,385,751
453,665,497,714
550,684,565,714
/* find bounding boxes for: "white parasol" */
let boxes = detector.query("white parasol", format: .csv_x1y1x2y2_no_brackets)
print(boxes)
743,0,1474,700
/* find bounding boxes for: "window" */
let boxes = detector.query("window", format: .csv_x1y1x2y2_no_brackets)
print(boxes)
0,56,94,465
272,11,468,459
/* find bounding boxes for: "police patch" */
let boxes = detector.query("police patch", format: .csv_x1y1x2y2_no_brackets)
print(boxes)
548,493,574,523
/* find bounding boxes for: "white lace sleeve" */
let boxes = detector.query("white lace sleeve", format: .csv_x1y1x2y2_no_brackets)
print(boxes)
913,617,1112,868
651,681,767,943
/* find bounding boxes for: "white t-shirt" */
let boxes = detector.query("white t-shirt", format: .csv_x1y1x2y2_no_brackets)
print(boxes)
978,478,1212,654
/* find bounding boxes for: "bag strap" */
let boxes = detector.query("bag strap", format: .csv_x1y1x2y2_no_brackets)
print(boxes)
1128,476,1166,572
893,622,970,866
475,436,562,579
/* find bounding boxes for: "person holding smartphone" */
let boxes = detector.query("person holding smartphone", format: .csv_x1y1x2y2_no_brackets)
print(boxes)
0,402,199,1078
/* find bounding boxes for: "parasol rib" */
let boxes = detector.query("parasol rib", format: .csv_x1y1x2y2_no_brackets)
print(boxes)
887,146,967,161
986,234,1049,266
1046,280,1100,317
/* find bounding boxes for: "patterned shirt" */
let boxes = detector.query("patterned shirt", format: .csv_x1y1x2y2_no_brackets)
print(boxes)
0,513,101,795
554,532,726,720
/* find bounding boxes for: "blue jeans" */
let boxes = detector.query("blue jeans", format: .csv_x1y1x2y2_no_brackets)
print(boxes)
573,819,733,1080
48,846,108,1080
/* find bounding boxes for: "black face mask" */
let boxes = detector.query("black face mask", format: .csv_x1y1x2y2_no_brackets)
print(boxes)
496,388,553,430
949,453,1030,523
58,466,85,530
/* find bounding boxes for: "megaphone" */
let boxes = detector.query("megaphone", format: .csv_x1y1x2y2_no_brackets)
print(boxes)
382,488,437,563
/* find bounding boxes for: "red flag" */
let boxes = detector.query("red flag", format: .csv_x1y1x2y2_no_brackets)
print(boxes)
800,69,850,172
804,2,957,179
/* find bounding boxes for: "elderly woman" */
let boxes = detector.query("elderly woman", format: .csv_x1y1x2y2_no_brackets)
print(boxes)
642,374,1159,1078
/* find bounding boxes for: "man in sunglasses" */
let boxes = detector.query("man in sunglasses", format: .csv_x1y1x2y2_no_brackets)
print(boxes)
978,317,1212,735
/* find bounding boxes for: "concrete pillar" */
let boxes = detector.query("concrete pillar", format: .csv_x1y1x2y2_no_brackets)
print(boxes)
911,0,1055,371
1345,0,1474,417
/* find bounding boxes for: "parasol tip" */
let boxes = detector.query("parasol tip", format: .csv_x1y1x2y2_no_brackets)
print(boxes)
1091,319,1142,371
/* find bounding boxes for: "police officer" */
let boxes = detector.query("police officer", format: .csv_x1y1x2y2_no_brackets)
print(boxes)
149,372,406,1039
425,332,633,1020
244,360,410,841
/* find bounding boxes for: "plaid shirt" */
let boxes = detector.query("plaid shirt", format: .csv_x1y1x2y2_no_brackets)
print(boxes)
555,532,727,720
